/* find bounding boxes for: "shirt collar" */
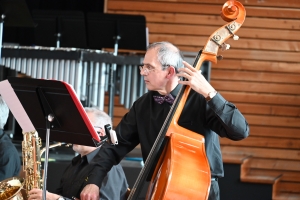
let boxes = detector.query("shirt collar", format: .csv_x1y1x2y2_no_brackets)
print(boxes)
170,84,182,98
86,147,100,163
71,147,100,165
152,84,182,99
0,129,5,139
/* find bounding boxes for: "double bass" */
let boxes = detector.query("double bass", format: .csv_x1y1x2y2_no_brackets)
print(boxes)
127,1,246,199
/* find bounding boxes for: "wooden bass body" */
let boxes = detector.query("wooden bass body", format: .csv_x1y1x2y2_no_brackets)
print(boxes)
147,128,210,200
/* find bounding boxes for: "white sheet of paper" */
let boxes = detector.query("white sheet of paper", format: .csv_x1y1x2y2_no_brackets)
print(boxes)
0,80,35,132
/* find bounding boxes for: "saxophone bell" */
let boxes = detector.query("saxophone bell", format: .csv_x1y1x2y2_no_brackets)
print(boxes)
0,177,25,200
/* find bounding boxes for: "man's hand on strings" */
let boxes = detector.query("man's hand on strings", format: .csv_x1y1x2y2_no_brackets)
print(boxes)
177,61,215,97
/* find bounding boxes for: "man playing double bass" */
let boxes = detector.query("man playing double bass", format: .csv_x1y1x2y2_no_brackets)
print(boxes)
80,41,249,200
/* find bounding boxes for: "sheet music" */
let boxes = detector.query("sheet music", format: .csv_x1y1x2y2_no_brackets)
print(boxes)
0,80,35,132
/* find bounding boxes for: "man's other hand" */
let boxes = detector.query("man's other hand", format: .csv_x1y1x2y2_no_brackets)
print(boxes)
28,188,60,200
80,184,99,200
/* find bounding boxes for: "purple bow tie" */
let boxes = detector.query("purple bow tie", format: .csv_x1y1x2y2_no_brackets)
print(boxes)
153,94,175,105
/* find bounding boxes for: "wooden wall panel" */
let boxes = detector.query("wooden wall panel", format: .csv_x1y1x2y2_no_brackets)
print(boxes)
212,70,300,84
109,0,300,9
147,24,300,41
212,60,300,73
247,126,300,138
105,0,300,198
222,92,300,106
221,146,300,161
111,11,300,30
211,80,300,94
107,1,300,18
220,136,300,149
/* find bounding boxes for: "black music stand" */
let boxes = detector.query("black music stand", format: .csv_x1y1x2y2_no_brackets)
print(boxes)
8,77,101,146
31,10,87,48
87,13,147,52
0,0,35,62
7,77,102,200
86,13,147,118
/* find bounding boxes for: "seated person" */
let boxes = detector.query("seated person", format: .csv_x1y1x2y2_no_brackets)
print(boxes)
28,107,129,200
0,95,21,181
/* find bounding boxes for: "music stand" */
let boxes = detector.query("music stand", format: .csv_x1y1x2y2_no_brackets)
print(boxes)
0,0,35,63
86,13,147,118
86,12,147,52
7,77,101,145
2,77,102,200
31,10,87,48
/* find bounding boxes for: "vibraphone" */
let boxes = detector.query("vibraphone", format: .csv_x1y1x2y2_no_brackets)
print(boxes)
1,46,146,111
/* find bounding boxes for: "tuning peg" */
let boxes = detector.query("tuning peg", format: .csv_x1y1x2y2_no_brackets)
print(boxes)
217,55,223,60
221,43,230,51
226,23,239,41
233,35,239,40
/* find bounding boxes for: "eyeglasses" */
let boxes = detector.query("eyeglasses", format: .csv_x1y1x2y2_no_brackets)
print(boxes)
139,64,176,75
139,65,155,75
93,126,107,146
93,126,103,135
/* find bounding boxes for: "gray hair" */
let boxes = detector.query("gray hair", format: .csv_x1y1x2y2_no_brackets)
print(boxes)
147,41,184,71
84,107,112,128
0,96,9,129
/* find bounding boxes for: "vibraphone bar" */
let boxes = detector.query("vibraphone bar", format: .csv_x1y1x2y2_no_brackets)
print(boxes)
1,46,146,110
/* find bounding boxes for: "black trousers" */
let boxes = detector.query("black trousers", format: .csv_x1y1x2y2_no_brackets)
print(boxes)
208,180,220,200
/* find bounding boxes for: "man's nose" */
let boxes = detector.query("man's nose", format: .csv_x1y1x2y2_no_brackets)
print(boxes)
140,70,146,76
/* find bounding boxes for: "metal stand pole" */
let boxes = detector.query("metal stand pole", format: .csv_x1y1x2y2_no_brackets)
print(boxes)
0,15,5,64
108,35,120,119
42,114,54,200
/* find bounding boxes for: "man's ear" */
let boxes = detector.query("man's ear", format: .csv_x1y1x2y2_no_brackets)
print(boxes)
166,66,176,78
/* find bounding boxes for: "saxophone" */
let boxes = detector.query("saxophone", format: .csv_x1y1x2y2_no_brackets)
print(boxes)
0,130,68,200
0,131,42,200
22,131,43,198
22,131,66,197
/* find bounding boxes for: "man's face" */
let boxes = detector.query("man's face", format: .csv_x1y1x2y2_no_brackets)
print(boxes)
72,112,100,156
141,48,169,93
72,144,96,156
